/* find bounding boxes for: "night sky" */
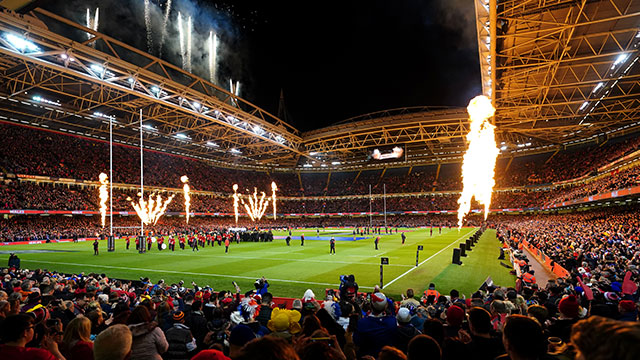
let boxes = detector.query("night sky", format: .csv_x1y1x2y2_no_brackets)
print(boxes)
45,0,481,132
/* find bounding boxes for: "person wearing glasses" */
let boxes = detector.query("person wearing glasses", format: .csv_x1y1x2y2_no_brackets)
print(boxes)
0,313,66,359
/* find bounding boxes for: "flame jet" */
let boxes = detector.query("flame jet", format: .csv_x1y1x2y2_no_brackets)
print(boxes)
457,96,499,227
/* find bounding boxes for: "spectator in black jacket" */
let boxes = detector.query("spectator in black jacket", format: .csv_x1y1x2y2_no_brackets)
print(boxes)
164,311,196,360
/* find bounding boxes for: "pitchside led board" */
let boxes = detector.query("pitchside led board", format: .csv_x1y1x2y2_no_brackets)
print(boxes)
368,144,407,163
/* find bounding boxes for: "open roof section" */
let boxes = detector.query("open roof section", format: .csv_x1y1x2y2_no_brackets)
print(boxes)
0,2,637,172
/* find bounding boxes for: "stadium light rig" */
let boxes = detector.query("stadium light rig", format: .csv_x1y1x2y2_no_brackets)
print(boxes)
456,95,498,228
181,175,191,224
98,173,109,228
3,33,40,53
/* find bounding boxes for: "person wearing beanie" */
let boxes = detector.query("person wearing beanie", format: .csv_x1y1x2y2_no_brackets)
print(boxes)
353,292,398,358
228,324,256,358
618,300,638,321
394,307,420,353
164,311,197,360
444,305,465,338
548,295,580,343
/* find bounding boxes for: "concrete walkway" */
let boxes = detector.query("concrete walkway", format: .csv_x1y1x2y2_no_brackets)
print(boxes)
522,247,557,288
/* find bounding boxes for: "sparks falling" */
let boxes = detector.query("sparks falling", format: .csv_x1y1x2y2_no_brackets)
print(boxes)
144,0,154,53
208,30,218,83
457,95,499,227
98,173,109,228
159,0,172,55
181,175,191,224
85,8,99,45
186,16,193,72
177,12,186,69
130,192,175,226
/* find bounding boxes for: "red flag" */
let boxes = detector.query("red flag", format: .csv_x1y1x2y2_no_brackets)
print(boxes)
622,271,638,295
576,276,593,301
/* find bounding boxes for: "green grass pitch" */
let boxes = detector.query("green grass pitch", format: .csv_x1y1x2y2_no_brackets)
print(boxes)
3,228,515,300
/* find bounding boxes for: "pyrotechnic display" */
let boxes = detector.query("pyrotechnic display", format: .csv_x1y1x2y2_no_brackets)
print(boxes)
181,175,191,223
85,7,99,45
232,183,278,222
129,193,175,226
456,95,499,227
98,173,109,228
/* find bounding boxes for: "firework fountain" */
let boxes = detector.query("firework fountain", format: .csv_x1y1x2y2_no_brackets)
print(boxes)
271,182,278,219
181,175,191,223
98,173,109,228
186,16,193,73
129,193,175,226
232,183,278,223
178,12,186,69
456,95,499,227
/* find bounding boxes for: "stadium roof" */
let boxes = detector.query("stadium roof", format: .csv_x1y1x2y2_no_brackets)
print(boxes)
0,1,638,171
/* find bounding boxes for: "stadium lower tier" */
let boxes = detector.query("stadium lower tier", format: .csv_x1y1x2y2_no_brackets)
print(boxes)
2,159,640,215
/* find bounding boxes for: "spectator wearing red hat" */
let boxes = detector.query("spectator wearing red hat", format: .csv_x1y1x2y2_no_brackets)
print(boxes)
549,295,580,343
618,300,638,322
444,305,464,338
353,292,398,358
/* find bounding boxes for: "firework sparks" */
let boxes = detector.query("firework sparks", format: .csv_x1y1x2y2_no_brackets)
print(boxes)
208,30,218,83
232,184,240,224
98,173,109,228
85,8,99,45
181,175,191,224
457,95,499,227
159,0,172,55
271,181,278,219
131,192,175,226
144,0,153,53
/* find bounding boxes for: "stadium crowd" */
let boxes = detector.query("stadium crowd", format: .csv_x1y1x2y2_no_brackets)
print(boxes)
1,229,639,360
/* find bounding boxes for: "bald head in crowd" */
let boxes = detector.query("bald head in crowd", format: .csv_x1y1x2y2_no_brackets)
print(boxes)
93,324,132,360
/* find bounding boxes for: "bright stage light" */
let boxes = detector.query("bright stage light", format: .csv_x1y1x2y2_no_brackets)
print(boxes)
3,33,40,53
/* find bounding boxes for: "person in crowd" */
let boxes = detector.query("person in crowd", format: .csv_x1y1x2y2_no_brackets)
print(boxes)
164,311,197,360
0,313,65,360
127,305,169,360
353,292,397,357
93,324,132,360
571,316,640,360
60,315,93,360
498,315,547,360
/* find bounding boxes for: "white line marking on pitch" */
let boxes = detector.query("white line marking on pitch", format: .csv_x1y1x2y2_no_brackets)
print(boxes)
383,228,477,289
129,252,413,267
22,259,374,289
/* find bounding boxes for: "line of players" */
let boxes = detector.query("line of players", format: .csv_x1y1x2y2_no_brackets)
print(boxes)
123,232,237,253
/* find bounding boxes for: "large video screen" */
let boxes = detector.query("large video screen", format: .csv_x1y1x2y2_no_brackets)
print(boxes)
369,144,405,162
